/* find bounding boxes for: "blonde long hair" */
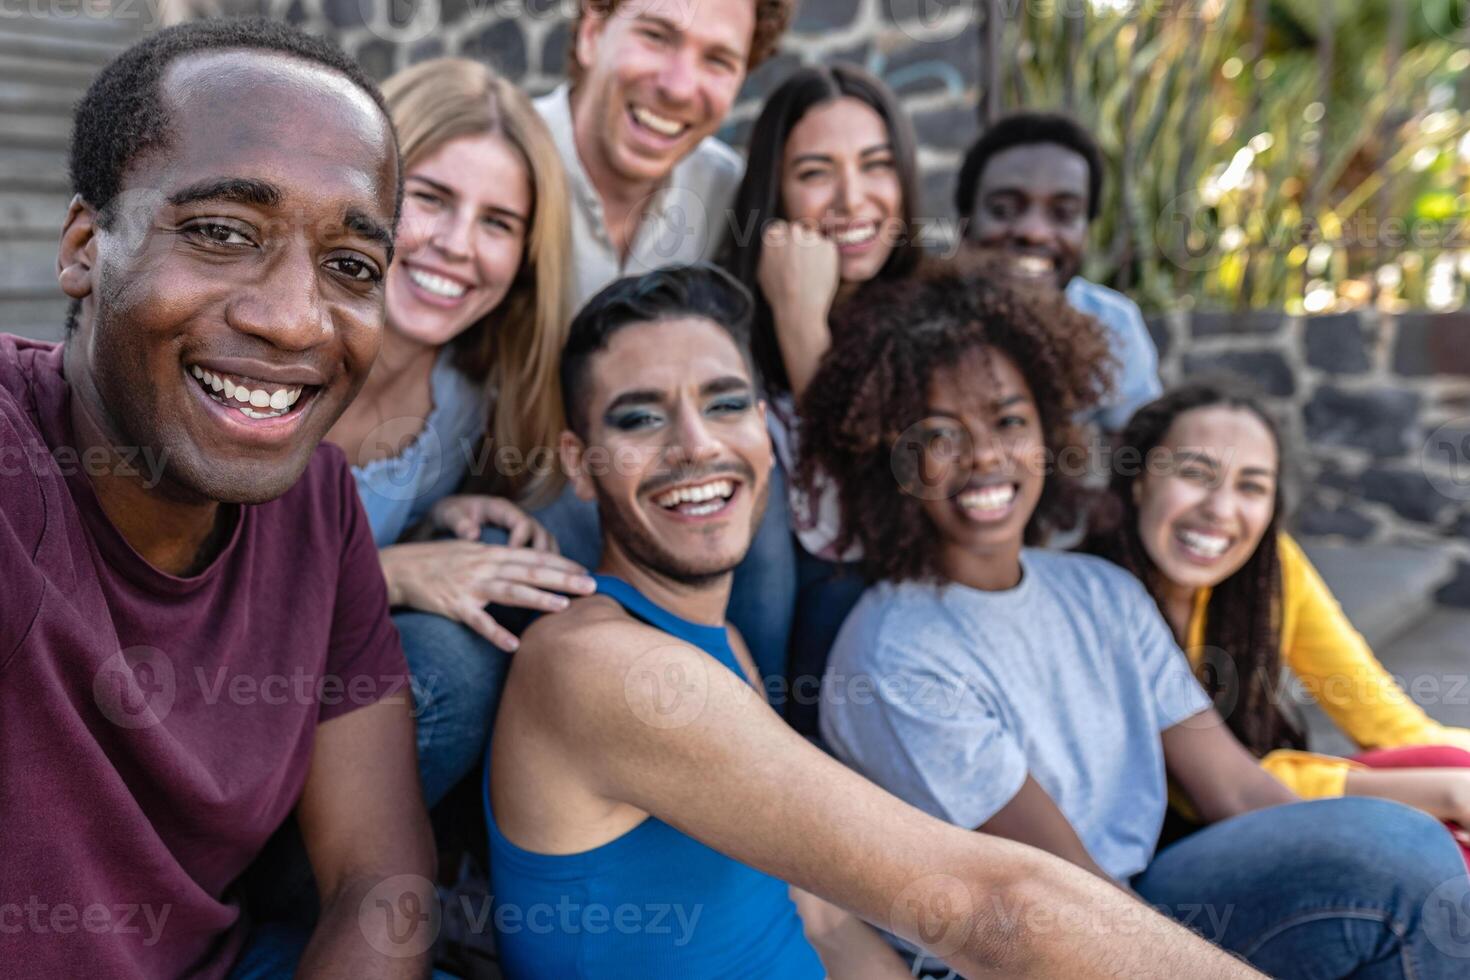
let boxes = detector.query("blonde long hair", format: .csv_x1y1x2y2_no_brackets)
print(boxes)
382,58,571,507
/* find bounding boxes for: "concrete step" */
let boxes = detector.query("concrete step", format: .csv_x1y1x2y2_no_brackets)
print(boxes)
0,291,68,341
1291,540,1458,756
0,144,71,192
0,29,127,65
0,110,70,148
0,188,72,231
1299,541,1456,651
0,8,146,43
0,51,104,86
0,238,59,292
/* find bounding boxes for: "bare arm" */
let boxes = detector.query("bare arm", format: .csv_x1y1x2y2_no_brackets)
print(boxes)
1345,768,1470,829
791,888,913,979
520,625,1263,979
295,695,437,980
1162,708,1298,823
978,775,1120,887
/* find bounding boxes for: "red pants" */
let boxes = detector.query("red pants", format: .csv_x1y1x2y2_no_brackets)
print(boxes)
1351,745,1470,868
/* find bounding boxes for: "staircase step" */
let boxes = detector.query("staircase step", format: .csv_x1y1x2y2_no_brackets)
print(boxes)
1299,541,1456,650
0,29,128,65
0,144,71,192
0,292,69,341
0,110,71,148
0,239,62,292
0,8,145,44
0,189,72,232
0,51,105,87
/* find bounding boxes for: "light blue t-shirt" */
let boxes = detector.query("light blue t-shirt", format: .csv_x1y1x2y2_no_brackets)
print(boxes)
1066,276,1162,432
351,347,487,548
819,549,1209,882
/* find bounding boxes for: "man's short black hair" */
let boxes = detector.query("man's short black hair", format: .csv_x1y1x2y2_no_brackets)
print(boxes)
954,111,1105,223
560,264,757,437
69,17,399,227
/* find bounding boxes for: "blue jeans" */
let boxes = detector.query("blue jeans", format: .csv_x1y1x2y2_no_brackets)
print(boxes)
229,922,460,979
1134,797,1470,978
400,469,799,805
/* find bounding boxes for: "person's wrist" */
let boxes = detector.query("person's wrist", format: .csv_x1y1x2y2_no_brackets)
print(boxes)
379,546,408,607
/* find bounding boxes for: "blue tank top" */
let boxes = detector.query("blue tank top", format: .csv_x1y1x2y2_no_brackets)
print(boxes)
484,574,826,978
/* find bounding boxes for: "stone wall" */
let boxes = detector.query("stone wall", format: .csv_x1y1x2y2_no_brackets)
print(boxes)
1148,309,1470,604
240,0,981,223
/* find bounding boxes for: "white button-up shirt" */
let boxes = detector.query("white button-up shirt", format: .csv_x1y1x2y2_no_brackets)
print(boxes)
534,84,746,309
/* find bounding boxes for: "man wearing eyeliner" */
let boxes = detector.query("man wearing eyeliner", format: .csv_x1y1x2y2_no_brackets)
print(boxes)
0,21,438,979
484,264,1264,979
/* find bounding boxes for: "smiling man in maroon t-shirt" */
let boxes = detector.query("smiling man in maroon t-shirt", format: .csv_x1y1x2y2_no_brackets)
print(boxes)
0,20,436,980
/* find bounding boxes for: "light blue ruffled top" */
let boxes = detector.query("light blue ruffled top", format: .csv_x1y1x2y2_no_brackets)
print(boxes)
351,346,488,548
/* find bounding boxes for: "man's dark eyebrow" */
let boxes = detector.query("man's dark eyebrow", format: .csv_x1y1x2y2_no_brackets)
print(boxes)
701,376,752,397
633,12,742,63
344,208,395,261
605,389,667,415
167,177,281,209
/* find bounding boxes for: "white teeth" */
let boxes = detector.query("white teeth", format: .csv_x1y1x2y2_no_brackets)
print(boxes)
407,268,467,299
189,366,305,419
958,484,1017,512
1013,256,1054,276
654,479,735,509
631,105,686,137
833,225,877,246
1179,529,1230,558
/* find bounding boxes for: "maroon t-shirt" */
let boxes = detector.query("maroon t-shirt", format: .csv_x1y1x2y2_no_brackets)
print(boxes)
0,336,409,979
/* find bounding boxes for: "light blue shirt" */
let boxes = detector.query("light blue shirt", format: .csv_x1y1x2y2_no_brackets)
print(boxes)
820,549,1209,882
1066,276,1163,431
351,347,487,548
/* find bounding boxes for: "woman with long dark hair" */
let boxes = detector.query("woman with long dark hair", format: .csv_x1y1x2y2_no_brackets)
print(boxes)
718,63,923,729
1082,380,1470,858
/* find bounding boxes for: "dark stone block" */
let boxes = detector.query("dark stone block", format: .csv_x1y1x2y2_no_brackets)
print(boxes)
1304,313,1372,375
718,115,754,149
736,52,803,107
525,0,562,16
323,0,371,30
796,0,862,33
353,38,397,80
881,30,978,98
1394,311,1470,377
541,21,571,78
1181,350,1295,397
911,102,982,156
283,0,308,24
439,0,471,27
881,0,968,28
1190,310,1286,338
461,19,528,79
1359,466,1452,525
1303,386,1420,457
920,165,957,226
1145,315,1172,361
1314,463,1358,495
406,37,445,64
827,42,873,69
1292,500,1377,540
1436,559,1470,608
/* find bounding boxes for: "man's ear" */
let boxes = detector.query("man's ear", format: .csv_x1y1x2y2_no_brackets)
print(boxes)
559,429,596,502
574,8,609,79
58,194,97,302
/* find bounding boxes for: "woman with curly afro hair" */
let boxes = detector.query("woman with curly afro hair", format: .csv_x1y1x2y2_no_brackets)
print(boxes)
808,256,1470,979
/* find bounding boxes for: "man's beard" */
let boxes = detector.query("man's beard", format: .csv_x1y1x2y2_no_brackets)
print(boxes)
593,471,769,586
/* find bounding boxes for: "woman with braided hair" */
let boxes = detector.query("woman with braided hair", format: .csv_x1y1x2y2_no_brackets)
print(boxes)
1082,380,1470,863
805,255,1470,978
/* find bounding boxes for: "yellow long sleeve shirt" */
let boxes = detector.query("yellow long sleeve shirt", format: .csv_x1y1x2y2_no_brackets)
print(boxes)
1185,533,1470,798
